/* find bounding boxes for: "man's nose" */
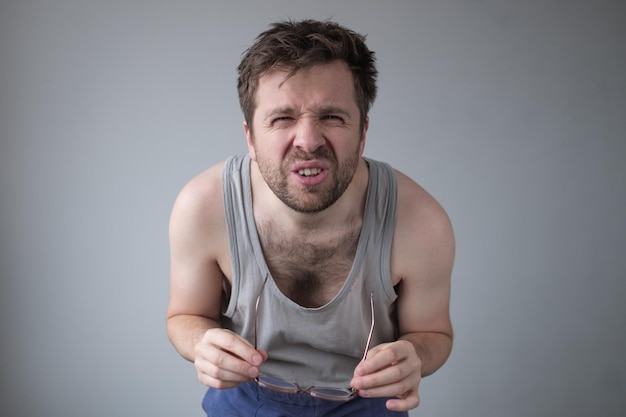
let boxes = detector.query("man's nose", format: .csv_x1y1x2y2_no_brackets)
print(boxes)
292,119,325,153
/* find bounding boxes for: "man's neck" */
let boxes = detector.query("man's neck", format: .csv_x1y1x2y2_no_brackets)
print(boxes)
250,159,369,232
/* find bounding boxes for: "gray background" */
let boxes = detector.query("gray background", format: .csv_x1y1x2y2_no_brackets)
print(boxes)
1,1,625,416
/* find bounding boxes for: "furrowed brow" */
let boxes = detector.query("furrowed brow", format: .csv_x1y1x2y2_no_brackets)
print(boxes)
263,107,296,123
316,105,352,119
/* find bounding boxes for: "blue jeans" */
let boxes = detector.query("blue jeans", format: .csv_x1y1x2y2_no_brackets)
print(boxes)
202,382,409,417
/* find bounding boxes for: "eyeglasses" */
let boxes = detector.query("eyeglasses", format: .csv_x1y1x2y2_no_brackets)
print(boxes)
253,274,375,402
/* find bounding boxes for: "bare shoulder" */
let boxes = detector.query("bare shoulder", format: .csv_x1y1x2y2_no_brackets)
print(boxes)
167,161,231,320
169,161,231,280
391,169,455,286
172,162,226,222
389,169,454,340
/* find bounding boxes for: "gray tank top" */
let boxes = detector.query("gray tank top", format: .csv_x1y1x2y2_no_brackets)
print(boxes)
221,154,399,388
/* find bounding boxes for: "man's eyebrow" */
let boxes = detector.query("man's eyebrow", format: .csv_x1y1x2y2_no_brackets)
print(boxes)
262,105,353,122
263,107,296,121
317,106,352,118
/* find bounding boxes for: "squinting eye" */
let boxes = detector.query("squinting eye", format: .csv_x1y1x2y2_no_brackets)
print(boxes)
270,117,295,128
322,115,344,122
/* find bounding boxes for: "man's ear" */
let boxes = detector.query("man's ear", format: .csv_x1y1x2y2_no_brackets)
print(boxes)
244,120,257,161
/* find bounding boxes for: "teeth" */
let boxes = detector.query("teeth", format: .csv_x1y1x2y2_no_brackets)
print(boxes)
298,168,321,176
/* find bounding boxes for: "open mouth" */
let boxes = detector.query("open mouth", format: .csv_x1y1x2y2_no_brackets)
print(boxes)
297,168,323,177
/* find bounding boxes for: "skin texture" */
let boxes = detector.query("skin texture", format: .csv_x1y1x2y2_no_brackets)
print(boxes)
166,60,454,412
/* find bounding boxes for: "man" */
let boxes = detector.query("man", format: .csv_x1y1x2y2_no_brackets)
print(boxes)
167,19,454,416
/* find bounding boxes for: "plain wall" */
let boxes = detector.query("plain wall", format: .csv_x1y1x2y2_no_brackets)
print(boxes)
1,1,625,416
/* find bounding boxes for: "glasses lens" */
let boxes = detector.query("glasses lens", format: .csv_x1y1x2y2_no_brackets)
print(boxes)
257,375,299,393
310,387,356,401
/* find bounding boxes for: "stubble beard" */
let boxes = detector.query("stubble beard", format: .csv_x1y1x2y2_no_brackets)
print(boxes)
256,147,361,214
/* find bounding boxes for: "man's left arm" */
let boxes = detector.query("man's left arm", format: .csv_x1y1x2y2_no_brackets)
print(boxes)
351,171,455,411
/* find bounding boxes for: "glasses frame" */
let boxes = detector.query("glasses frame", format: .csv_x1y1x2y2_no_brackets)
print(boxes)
253,274,375,402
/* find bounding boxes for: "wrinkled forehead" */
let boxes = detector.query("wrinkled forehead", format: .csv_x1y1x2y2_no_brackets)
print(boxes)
253,61,358,114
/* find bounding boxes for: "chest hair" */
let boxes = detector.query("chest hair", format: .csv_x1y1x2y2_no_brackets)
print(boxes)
257,220,361,307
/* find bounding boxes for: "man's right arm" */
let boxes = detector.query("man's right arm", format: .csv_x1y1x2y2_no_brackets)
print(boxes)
166,164,265,388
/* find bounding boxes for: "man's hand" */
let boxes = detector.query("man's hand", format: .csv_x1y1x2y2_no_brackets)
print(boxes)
350,340,422,412
194,328,267,389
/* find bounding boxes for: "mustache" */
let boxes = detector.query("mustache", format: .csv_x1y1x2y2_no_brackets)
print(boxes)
289,147,335,161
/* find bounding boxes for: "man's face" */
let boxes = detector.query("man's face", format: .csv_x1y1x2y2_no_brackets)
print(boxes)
244,60,368,213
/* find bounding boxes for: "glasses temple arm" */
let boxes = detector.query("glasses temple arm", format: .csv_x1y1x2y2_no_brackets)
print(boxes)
254,274,269,350
361,291,375,362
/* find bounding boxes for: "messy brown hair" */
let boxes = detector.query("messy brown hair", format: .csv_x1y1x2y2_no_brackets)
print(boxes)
237,19,378,133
